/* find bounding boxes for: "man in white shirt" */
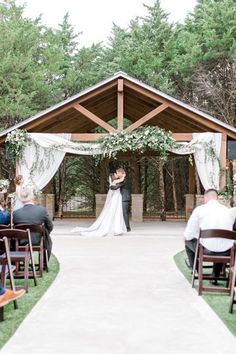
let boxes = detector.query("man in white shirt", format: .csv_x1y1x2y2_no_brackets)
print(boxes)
184,189,236,279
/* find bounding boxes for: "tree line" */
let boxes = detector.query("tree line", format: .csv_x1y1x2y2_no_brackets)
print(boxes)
0,0,236,130
1,0,236,217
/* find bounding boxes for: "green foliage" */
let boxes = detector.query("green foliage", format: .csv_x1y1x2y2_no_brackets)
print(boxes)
98,126,177,161
175,250,236,337
0,254,59,348
105,0,174,93
0,0,106,130
1,0,236,213
5,129,31,162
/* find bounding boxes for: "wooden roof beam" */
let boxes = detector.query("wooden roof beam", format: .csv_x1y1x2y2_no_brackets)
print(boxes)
71,132,193,142
73,103,115,132
125,103,168,132
172,133,192,141
117,79,124,130
71,133,106,141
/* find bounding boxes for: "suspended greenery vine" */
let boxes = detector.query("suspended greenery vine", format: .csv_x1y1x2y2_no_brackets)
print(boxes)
98,126,178,161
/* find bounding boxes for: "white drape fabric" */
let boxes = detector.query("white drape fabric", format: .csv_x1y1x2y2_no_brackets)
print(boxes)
19,134,68,189
19,133,103,190
18,132,222,191
193,133,221,190
171,132,222,190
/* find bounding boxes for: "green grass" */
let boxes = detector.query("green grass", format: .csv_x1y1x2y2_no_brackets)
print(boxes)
174,250,236,336
0,254,60,348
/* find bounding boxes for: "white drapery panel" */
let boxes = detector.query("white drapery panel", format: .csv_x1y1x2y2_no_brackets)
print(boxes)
19,132,222,191
193,133,221,190
19,133,103,190
19,134,70,190
171,132,222,190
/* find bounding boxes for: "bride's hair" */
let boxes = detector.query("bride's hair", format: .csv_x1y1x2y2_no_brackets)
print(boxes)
109,172,118,186
109,173,116,182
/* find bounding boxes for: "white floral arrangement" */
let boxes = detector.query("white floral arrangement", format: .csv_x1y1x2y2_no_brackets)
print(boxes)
0,179,10,189
98,126,177,161
0,179,10,193
6,129,31,161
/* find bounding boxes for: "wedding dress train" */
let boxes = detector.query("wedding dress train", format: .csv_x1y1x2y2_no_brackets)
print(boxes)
71,189,127,237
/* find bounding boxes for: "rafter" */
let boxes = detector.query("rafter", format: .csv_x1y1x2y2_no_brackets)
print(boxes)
125,103,168,132
73,103,115,132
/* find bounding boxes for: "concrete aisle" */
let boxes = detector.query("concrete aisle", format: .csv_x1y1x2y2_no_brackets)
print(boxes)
1,221,236,354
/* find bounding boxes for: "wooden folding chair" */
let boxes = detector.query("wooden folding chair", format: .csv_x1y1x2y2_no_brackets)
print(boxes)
0,236,17,321
0,224,11,230
191,229,236,295
229,254,236,313
14,224,46,277
0,229,37,292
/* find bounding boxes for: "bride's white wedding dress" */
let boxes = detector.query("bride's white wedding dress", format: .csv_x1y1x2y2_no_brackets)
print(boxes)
71,188,127,237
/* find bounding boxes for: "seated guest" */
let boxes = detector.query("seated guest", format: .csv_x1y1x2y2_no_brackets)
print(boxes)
0,283,25,307
0,201,10,225
184,189,236,281
13,188,53,259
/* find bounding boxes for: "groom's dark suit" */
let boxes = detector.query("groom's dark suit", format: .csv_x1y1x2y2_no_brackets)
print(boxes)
110,178,131,231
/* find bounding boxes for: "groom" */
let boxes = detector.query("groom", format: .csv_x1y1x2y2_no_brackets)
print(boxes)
110,167,131,232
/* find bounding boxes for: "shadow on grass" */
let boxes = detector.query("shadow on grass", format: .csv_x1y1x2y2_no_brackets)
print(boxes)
174,250,236,337
0,254,59,349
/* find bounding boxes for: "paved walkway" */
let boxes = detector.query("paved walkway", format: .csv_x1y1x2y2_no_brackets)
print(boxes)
1,220,236,354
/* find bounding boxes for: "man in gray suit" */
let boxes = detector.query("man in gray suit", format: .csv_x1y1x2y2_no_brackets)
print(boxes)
13,188,53,259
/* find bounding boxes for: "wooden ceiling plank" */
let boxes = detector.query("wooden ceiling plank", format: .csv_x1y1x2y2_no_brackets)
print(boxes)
124,80,235,138
77,81,117,104
73,103,115,132
125,103,168,132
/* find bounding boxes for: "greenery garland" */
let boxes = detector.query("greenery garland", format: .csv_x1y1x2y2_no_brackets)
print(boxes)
6,129,32,162
98,126,178,161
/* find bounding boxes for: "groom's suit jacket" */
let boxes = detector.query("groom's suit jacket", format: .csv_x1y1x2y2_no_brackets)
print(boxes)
110,178,131,202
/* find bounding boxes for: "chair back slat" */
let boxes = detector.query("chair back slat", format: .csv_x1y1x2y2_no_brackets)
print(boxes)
0,224,11,230
0,229,30,241
14,224,44,235
200,229,236,240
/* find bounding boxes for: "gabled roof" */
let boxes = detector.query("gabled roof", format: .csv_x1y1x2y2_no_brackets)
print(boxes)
0,71,235,142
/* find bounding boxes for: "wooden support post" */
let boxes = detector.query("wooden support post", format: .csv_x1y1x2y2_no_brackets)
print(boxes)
219,133,227,190
131,156,140,194
99,159,108,193
189,162,195,194
117,79,124,130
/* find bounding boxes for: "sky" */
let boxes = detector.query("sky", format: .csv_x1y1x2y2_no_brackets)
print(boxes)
15,0,197,47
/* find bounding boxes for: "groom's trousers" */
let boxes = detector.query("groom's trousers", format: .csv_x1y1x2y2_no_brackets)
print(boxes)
122,201,130,230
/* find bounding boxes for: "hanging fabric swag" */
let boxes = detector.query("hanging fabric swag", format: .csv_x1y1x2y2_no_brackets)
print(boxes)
18,132,222,191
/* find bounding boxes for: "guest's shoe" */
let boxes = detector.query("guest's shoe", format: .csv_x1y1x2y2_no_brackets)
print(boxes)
127,227,131,232
0,289,26,307
185,258,192,270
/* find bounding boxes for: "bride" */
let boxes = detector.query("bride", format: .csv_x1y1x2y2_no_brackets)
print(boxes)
71,173,127,237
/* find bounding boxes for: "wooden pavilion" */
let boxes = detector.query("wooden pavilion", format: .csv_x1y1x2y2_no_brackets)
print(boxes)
0,71,236,220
